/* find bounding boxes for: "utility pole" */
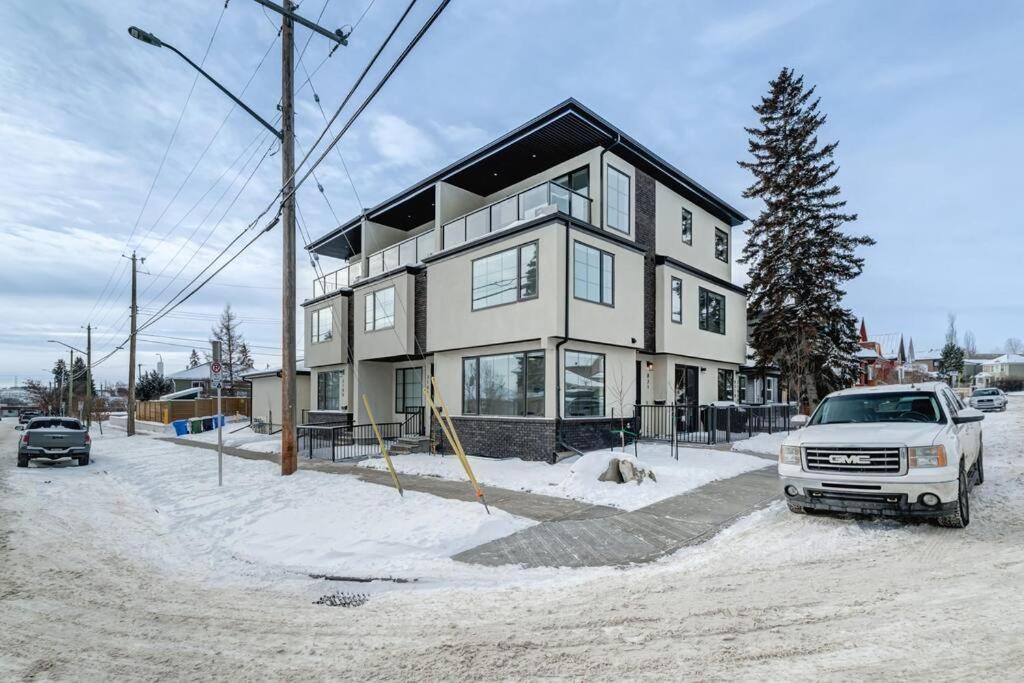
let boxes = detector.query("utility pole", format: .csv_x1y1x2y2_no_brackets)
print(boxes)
126,251,138,436
280,0,298,476
86,324,92,429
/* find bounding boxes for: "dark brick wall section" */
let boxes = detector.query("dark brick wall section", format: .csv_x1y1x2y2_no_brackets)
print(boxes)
430,416,557,461
635,169,657,353
346,292,354,363
306,411,353,426
558,417,624,452
414,270,427,354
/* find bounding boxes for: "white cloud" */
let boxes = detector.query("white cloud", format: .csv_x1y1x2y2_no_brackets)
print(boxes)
368,113,439,166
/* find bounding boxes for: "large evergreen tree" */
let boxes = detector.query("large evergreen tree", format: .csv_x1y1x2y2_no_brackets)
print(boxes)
135,369,173,401
188,349,202,369
206,304,250,385
739,68,874,410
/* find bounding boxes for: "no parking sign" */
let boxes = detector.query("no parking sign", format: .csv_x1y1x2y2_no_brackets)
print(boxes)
210,360,223,389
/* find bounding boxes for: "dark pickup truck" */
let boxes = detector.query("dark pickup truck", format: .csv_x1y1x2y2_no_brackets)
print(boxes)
17,417,91,467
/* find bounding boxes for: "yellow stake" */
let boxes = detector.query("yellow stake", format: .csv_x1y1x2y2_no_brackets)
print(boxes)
425,380,489,513
362,395,403,497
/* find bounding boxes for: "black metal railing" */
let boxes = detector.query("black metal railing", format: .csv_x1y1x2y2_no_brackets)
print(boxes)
401,406,425,436
296,421,402,462
633,403,798,450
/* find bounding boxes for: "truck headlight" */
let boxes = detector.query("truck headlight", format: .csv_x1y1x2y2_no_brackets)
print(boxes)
909,445,947,468
779,445,801,465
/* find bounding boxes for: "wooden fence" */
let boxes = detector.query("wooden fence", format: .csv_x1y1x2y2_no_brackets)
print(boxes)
136,398,250,424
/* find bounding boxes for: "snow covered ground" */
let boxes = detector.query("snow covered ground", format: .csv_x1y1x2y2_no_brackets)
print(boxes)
731,429,789,455
179,424,282,453
358,444,768,511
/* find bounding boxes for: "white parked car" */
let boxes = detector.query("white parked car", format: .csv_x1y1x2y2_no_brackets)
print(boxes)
779,383,984,528
969,387,1007,412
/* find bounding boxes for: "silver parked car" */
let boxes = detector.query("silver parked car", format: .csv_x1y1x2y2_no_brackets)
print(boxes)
969,388,1007,412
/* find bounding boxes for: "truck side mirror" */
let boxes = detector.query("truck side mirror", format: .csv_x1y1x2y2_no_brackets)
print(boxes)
790,414,810,427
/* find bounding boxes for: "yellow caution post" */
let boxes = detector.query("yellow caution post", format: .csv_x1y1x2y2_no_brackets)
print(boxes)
362,395,404,497
425,378,490,514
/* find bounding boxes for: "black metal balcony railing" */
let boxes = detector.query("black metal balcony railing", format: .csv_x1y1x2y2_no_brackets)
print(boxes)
312,261,363,298
442,181,591,251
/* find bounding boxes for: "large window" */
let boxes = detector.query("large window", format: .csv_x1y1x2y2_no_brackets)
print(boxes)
564,351,605,417
699,287,726,334
462,351,545,416
395,367,423,413
553,166,590,197
364,287,395,331
471,242,538,310
310,306,333,343
317,369,343,410
671,277,683,324
574,241,614,306
714,227,729,263
606,166,630,233
681,207,693,245
718,369,734,401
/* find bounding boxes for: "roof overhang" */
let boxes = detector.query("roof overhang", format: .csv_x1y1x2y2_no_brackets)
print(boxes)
307,99,748,258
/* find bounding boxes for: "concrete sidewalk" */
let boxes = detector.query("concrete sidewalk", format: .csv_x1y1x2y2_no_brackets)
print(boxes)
161,436,781,567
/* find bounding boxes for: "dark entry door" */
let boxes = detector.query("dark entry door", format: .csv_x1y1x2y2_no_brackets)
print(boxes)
674,365,699,405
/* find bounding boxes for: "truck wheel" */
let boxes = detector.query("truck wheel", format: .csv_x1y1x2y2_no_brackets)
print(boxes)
937,461,970,528
77,455,90,467
787,500,807,515
17,455,28,468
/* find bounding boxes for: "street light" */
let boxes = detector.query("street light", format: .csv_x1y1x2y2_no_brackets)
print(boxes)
48,339,85,417
127,26,282,140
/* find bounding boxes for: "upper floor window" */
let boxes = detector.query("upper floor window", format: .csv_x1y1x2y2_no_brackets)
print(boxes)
552,166,590,197
606,166,630,233
681,207,693,245
364,287,395,332
671,277,683,324
462,350,545,416
714,227,729,263
699,287,726,334
573,241,614,306
471,242,538,310
310,306,333,344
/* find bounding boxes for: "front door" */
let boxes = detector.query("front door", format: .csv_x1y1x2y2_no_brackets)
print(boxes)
674,365,699,432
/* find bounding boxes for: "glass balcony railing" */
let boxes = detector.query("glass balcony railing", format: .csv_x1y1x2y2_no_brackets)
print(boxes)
442,181,591,251
312,261,362,298
365,230,437,278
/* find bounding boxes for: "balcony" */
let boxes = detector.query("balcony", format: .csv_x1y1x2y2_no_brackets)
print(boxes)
366,230,437,278
442,181,591,250
312,261,362,298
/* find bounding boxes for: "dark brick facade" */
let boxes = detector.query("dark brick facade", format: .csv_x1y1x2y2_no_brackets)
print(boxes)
431,416,557,461
306,411,353,426
558,417,624,452
635,169,657,353
346,292,354,363
414,269,427,355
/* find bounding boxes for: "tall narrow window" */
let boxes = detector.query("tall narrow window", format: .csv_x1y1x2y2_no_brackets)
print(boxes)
364,287,395,331
471,241,539,310
671,277,683,324
317,369,343,410
714,227,729,263
606,166,630,233
573,241,614,306
680,207,693,245
698,287,726,335
718,369,734,401
395,367,423,413
462,351,545,416
564,351,605,417
311,306,333,343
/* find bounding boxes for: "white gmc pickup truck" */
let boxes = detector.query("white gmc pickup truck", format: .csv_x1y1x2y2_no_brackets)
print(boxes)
779,382,984,528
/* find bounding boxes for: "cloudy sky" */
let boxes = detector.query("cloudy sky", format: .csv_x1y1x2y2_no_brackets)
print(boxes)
1,0,1021,385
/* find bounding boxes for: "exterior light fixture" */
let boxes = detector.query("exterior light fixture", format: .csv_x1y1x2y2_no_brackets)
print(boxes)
128,26,163,48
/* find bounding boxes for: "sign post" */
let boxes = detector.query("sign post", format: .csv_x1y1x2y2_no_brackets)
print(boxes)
211,341,224,487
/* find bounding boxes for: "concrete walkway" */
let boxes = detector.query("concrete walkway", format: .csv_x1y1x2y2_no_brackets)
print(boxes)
158,437,616,523
161,437,781,567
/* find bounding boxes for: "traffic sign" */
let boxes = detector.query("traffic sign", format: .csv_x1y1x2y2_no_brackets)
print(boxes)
210,360,223,389
211,361,222,374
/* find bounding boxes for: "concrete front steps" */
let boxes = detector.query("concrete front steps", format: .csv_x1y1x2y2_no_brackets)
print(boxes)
388,435,432,455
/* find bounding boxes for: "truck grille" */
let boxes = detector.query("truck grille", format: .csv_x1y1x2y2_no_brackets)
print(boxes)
804,446,903,474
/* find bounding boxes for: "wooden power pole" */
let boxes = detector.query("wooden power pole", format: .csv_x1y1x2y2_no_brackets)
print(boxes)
280,0,297,476
86,323,92,429
126,251,138,436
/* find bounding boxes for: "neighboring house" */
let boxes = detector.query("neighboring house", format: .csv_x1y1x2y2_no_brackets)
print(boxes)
167,363,213,395
738,315,784,405
981,354,1024,381
855,320,900,386
242,362,311,428
912,350,943,374
963,354,1000,384
301,99,749,460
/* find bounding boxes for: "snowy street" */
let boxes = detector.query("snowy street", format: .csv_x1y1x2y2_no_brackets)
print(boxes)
2,400,1024,679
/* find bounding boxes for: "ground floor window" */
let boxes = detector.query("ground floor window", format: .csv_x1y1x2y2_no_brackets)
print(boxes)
395,367,423,413
564,351,605,417
718,369,734,402
317,369,343,410
739,374,748,403
462,351,545,416
766,376,778,403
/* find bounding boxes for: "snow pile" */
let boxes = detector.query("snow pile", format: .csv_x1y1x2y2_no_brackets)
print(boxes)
730,430,789,456
360,443,768,511
56,433,532,581
180,426,282,454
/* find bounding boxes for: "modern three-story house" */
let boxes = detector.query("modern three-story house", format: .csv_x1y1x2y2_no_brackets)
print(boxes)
300,99,748,460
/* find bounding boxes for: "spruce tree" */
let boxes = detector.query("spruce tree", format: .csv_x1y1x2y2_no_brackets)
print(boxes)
207,304,247,385
188,349,201,369
738,68,874,410
236,342,254,371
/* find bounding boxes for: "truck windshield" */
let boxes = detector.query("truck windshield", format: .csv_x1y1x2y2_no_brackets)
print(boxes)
810,392,945,425
28,418,83,430
973,389,998,396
